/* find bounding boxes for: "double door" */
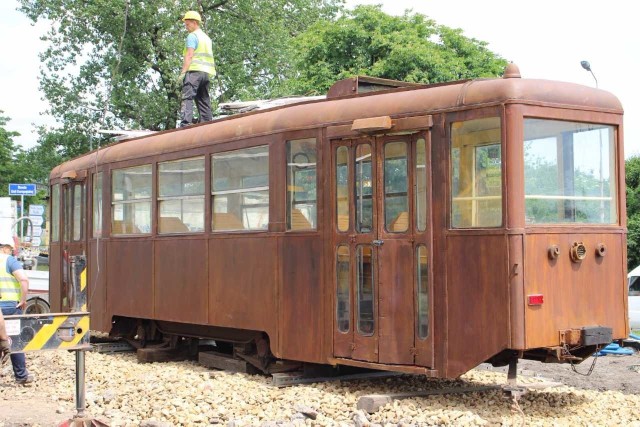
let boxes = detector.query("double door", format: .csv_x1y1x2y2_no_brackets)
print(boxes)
332,132,433,367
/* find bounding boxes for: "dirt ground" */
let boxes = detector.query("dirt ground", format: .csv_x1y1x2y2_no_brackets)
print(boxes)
1,349,639,426
486,350,640,394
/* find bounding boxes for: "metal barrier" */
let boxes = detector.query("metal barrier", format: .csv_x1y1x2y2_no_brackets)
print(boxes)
3,255,104,426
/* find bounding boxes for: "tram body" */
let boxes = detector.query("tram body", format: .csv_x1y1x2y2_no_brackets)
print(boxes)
48,65,628,377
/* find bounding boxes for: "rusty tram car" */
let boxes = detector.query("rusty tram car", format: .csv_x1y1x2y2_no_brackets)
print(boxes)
48,64,628,378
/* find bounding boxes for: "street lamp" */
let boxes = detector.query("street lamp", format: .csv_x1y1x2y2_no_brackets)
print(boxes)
580,60,598,88
581,61,604,221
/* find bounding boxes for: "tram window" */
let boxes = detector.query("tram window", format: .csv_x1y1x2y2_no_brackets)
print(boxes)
72,183,84,241
51,184,60,242
212,146,269,231
286,139,317,230
111,165,152,235
524,119,617,224
355,144,373,233
416,245,429,339
356,245,375,336
384,141,409,232
416,138,427,231
451,117,502,228
92,172,102,238
336,245,350,333
158,157,205,234
64,185,72,242
336,146,349,232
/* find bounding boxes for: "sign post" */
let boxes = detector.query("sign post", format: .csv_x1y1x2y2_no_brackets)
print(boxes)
8,184,38,241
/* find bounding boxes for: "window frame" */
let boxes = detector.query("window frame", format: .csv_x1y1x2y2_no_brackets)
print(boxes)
449,115,504,229
286,138,318,231
211,145,270,232
111,164,153,236
157,156,206,235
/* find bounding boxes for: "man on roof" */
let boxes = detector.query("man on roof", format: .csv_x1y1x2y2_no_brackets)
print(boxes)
177,10,217,127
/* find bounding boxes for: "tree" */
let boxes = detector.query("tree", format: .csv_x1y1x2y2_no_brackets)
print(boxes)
283,5,509,95
626,156,640,269
18,0,343,134
0,112,24,197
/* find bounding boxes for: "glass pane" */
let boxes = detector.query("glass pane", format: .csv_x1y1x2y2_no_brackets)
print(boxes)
524,119,617,224
73,184,83,241
159,157,205,197
64,186,72,242
451,117,502,228
287,139,317,230
417,245,429,339
112,165,152,202
336,146,349,232
384,141,408,232
159,197,205,233
112,201,151,234
416,138,427,231
336,245,350,333
158,157,205,234
93,173,102,238
51,184,60,242
212,146,269,231
355,144,373,233
356,245,375,336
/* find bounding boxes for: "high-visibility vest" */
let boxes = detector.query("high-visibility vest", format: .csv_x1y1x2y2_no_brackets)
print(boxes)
0,254,21,302
185,29,216,76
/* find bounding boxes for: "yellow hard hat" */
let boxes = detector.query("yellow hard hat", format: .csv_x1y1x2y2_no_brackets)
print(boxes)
182,11,202,22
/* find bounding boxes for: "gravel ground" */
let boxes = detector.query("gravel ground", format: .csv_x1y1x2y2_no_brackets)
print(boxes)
1,349,639,426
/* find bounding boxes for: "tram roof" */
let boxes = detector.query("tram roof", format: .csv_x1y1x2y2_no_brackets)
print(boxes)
51,73,622,179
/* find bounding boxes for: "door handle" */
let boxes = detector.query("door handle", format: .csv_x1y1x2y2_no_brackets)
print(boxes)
372,240,384,246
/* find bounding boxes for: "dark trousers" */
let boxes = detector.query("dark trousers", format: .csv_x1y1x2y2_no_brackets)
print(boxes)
0,302,28,380
180,71,213,127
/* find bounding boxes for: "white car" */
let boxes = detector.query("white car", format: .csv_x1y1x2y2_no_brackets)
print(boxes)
628,265,640,330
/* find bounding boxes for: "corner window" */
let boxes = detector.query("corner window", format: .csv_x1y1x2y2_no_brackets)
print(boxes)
92,173,102,238
524,119,617,224
111,165,152,235
51,184,60,242
416,138,427,231
451,117,502,228
212,146,269,231
287,139,317,230
158,157,205,234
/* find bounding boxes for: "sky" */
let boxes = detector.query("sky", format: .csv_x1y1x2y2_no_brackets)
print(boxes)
1,0,639,156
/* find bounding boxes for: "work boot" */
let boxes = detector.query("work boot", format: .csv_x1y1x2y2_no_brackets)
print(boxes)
16,374,35,385
0,339,10,365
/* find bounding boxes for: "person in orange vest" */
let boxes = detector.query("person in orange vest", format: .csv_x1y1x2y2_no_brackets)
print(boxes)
177,10,217,127
0,237,33,384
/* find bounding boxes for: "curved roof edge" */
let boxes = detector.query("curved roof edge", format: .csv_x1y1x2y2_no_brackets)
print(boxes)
50,77,623,179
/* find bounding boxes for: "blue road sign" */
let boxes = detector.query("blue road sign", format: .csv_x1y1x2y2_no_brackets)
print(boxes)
8,183,37,196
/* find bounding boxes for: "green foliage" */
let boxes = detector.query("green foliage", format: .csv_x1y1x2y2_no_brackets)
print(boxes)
284,5,509,95
626,156,640,269
18,0,343,133
0,112,24,197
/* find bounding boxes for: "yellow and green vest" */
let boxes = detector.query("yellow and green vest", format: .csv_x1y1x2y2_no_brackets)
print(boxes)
0,254,21,302
185,29,216,76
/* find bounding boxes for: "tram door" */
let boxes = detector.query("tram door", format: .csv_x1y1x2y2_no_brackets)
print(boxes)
332,132,433,367
59,180,87,312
